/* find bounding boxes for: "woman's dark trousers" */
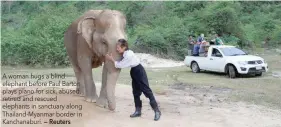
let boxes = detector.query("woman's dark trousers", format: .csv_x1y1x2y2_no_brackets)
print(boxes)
130,64,161,121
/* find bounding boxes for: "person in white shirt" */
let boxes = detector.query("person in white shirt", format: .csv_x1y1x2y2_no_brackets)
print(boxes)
106,39,161,121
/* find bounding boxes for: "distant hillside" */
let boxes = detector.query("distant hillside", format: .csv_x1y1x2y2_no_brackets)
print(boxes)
1,1,281,67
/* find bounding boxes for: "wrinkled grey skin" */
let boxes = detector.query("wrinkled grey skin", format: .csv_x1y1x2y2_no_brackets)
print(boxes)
64,9,127,110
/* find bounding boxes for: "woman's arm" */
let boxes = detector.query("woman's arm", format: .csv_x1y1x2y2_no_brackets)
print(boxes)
105,53,133,69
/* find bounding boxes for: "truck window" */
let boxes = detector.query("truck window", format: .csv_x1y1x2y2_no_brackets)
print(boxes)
219,47,247,56
211,48,223,57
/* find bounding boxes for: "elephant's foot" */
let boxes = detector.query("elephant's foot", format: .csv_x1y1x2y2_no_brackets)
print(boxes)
84,98,96,103
74,87,85,97
84,98,92,102
96,98,108,108
84,95,98,103
77,92,85,97
73,92,85,97
108,101,116,111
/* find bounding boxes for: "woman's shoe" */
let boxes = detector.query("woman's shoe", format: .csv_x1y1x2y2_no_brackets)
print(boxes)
130,107,142,117
150,101,161,121
130,100,142,118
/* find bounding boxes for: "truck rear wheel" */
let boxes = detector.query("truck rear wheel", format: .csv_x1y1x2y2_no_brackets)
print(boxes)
191,62,200,73
227,65,237,78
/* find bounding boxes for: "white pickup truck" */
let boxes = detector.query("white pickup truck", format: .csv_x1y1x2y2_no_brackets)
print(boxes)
184,45,269,78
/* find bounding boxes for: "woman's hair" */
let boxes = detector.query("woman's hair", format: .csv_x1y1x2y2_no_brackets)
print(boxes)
118,39,129,50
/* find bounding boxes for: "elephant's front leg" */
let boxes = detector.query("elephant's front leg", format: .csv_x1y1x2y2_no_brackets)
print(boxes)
106,69,121,111
79,56,98,103
96,65,108,108
74,69,85,97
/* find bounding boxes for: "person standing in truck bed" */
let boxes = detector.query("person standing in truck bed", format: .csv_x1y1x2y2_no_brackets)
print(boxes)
193,33,204,56
188,35,195,56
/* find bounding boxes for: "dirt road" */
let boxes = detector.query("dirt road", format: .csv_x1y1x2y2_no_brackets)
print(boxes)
1,82,281,127
1,52,281,127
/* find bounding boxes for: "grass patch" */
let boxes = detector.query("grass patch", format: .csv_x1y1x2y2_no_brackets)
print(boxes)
1,54,281,110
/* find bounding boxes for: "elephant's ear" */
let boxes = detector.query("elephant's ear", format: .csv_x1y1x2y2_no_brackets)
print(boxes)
77,17,96,49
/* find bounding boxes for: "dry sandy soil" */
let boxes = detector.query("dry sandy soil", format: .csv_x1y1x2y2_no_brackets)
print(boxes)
1,83,281,127
135,53,184,68
1,52,281,127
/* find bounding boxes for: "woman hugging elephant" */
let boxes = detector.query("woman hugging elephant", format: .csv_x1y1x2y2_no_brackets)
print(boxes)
64,9,127,111
64,9,161,121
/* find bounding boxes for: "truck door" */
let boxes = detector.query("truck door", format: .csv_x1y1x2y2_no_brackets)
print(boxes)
209,48,225,72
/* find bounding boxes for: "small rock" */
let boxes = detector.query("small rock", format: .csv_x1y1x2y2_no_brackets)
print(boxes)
272,72,281,78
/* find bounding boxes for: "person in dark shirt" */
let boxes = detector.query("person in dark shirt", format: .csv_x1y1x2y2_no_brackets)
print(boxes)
193,34,204,56
188,35,195,55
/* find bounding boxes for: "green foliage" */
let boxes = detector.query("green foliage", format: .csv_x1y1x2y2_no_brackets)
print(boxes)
1,2,80,67
1,1,281,67
222,35,240,46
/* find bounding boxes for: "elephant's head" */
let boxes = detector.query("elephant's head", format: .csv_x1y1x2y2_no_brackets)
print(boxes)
77,9,127,61
77,10,127,110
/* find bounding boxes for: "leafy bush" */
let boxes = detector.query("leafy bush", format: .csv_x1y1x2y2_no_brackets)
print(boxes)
1,3,79,67
1,1,281,67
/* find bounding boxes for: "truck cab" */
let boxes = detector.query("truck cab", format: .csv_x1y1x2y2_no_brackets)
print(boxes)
184,45,269,78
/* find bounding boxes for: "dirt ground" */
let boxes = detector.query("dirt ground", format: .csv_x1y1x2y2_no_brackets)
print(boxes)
1,83,281,127
1,50,281,127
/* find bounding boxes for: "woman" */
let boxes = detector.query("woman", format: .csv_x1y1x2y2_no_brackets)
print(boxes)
105,39,161,121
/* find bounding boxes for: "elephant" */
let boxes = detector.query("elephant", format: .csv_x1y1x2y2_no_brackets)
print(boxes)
63,9,127,111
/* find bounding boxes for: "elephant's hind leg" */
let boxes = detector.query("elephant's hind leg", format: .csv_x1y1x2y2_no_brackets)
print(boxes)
96,65,108,108
79,56,98,103
64,28,85,96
